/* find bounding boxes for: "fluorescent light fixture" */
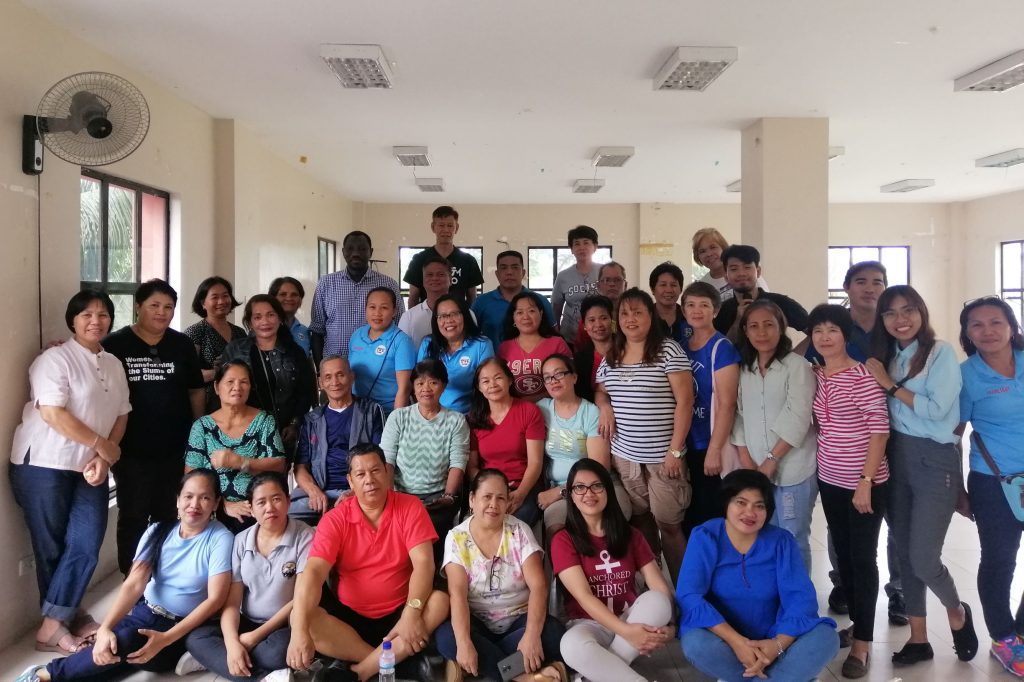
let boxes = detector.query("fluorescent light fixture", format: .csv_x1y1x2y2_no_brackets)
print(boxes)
593,147,635,167
976,148,1024,168
880,178,935,193
393,146,430,166
415,177,444,192
828,146,846,160
955,49,1024,92
573,179,605,194
654,47,738,91
725,179,742,193
320,44,394,89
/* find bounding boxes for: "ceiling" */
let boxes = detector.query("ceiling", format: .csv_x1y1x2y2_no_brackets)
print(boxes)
20,0,1024,204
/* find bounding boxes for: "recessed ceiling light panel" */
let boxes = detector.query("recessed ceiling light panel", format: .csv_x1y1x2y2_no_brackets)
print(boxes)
654,47,738,91
593,147,635,167
321,44,394,89
976,148,1024,168
725,179,742,193
954,49,1024,92
394,146,430,166
880,178,935,193
415,177,444,192
573,179,605,194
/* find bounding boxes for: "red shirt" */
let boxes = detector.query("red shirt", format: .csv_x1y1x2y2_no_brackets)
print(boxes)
498,336,572,401
470,398,546,485
308,490,437,618
551,527,655,620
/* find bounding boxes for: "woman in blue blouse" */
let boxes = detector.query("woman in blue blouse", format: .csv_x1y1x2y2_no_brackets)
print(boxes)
678,470,838,682
348,287,417,413
418,294,495,414
958,296,1024,676
864,285,977,666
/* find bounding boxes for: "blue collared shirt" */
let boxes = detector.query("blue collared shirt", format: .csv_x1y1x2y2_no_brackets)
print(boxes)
961,348,1024,473
309,269,406,358
471,287,555,349
289,318,311,356
886,339,960,444
348,324,417,411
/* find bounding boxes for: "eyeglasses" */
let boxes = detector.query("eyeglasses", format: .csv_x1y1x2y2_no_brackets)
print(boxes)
436,312,463,321
542,370,573,384
487,556,502,592
880,305,919,321
571,482,607,496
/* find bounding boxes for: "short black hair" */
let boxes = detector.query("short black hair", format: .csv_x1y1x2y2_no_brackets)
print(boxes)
366,286,398,308
843,261,888,289
959,296,1024,356
721,244,761,268
580,294,613,321
214,359,253,385
420,254,450,272
246,471,289,502
192,276,241,318
343,230,372,250
470,468,509,495
432,205,459,221
648,262,684,291
242,294,287,331
349,443,387,466
503,290,558,340
567,225,599,246
135,278,178,305
65,289,115,332
268,276,306,299
808,303,853,342
495,250,524,266
720,469,776,520
412,357,449,385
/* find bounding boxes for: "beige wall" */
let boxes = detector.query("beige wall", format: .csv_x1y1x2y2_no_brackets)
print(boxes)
958,189,1024,299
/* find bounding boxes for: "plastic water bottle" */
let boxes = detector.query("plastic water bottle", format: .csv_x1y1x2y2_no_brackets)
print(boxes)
378,639,395,682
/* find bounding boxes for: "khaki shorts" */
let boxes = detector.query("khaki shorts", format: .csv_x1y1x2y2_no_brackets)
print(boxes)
612,454,691,526
542,478,633,533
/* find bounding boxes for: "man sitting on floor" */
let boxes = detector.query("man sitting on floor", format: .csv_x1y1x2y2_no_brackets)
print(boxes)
286,444,449,681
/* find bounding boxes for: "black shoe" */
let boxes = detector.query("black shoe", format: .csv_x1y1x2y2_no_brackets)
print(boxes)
1015,597,1024,637
952,601,979,662
396,653,434,682
828,586,849,615
891,642,934,666
838,625,853,649
888,592,909,626
310,659,357,682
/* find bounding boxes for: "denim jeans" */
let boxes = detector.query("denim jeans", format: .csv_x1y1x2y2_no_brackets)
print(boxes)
46,601,184,680
436,612,565,681
9,461,108,622
288,488,346,525
769,473,817,572
969,470,1024,641
682,622,839,682
185,617,290,682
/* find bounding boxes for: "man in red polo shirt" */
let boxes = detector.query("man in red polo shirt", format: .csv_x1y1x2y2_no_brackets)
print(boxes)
287,444,449,680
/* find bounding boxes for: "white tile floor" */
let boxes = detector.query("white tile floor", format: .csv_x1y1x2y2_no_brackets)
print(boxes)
2,504,1021,681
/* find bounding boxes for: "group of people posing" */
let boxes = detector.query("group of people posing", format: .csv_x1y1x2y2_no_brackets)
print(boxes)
9,207,1024,682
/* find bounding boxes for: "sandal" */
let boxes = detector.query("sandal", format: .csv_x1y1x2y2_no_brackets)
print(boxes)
69,612,101,642
35,624,83,655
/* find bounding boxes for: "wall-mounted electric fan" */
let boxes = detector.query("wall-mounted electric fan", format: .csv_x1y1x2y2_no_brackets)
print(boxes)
23,71,150,174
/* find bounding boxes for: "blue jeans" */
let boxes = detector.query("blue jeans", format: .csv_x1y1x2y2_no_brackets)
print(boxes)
436,612,565,681
9,462,108,622
511,484,541,527
769,474,817,572
288,488,346,525
185,617,290,681
969,470,1024,640
46,602,185,680
682,622,839,682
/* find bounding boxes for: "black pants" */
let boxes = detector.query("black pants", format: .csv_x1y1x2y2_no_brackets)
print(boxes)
681,448,722,537
112,457,181,575
819,479,887,642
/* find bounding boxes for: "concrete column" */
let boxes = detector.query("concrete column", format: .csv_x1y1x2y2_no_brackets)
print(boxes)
740,118,829,305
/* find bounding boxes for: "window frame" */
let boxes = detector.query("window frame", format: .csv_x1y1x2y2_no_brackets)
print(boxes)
827,245,910,304
397,245,485,307
318,237,338,279
526,245,614,300
1000,240,1024,326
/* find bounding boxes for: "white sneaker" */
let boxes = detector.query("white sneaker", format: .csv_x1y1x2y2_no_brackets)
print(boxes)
261,670,294,682
174,652,208,675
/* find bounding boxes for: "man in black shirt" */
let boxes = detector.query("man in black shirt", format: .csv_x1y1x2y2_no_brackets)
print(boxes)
404,205,483,306
102,279,205,575
712,244,810,337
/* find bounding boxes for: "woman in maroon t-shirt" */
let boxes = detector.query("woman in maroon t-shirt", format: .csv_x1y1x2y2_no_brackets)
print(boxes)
467,357,546,525
551,459,675,682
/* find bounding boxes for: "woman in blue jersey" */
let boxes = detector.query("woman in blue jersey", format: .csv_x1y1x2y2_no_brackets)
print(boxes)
348,286,417,413
418,294,495,414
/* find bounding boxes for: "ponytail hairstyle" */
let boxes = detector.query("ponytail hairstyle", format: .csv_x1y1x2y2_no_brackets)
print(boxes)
135,469,221,578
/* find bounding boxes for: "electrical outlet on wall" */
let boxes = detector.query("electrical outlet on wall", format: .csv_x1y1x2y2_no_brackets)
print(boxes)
19,554,35,577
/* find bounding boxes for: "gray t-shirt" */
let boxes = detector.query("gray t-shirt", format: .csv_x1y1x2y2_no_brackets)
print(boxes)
551,266,598,346
232,518,314,623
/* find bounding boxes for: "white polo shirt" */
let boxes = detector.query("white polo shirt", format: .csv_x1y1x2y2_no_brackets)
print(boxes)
10,338,131,471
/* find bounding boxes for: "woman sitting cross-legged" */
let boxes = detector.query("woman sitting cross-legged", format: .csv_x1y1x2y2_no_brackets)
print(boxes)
17,470,233,682
678,469,838,682
177,472,313,681
553,459,675,682
436,469,567,682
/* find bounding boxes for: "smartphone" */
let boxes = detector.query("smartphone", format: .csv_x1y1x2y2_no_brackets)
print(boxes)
497,651,526,682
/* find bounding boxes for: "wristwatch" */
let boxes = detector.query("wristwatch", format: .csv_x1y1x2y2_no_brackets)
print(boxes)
859,474,873,484
887,379,906,397
559,487,567,500
668,448,685,459
405,597,423,610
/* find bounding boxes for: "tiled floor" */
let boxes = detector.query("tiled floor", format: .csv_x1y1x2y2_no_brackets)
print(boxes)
3,504,1020,681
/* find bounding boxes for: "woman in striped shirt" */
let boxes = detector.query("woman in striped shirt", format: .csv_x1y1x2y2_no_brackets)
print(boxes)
594,287,694,584
808,304,889,680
